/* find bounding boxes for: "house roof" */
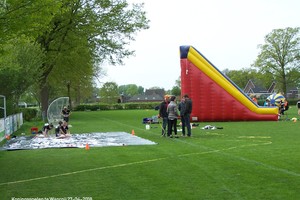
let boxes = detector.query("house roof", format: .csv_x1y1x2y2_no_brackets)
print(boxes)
145,89,165,98
244,79,270,93
243,79,298,98
129,94,164,102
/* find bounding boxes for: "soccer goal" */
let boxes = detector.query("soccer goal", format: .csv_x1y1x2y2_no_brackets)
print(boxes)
47,97,69,125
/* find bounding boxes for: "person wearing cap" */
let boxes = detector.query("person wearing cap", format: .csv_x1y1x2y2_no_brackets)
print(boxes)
158,95,169,136
61,106,71,123
42,123,53,137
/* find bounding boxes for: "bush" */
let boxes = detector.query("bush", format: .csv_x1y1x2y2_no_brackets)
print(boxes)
20,108,38,121
73,105,87,111
73,102,161,111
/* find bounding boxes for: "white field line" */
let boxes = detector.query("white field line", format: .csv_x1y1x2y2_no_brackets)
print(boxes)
1,140,299,186
0,157,166,186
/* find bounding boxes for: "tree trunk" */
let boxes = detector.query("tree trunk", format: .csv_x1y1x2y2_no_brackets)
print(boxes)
67,82,72,109
281,69,287,96
75,85,81,106
40,81,49,122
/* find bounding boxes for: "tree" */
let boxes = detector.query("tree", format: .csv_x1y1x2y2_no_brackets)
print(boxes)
175,76,181,88
287,68,300,89
0,38,45,114
100,82,119,103
47,41,96,108
0,0,149,118
118,84,143,96
224,68,259,89
149,86,163,90
0,1,60,42
253,27,300,95
171,77,181,96
171,86,181,96
137,86,144,94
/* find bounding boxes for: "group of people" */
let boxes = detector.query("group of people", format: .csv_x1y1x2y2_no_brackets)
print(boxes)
254,94,300,119
263,98,289,117
158,94,193,138
278,99,289,116
37,106,71,138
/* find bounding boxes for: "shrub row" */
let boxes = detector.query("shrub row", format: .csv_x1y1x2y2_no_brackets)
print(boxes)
74,102,161,111
17,103,161,122
75,99,299,111
19,99,299,121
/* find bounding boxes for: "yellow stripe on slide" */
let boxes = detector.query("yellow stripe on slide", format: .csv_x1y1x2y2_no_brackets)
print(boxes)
187,46,278,115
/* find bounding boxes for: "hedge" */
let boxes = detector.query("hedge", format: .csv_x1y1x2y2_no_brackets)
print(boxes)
74,102,161,111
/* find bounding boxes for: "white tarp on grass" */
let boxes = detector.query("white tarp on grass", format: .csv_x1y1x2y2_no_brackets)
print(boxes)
1,132,157,150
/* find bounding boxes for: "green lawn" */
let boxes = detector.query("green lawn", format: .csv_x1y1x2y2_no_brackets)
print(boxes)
0,108,299,200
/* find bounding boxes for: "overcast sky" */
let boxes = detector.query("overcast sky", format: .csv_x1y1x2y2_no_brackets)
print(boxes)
100,0,300,91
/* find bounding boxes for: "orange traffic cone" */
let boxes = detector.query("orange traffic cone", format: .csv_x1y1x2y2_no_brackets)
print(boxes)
85,143,90,150
131,129,135,135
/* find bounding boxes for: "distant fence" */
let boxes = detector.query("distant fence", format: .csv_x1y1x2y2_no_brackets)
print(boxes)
0,113,23,142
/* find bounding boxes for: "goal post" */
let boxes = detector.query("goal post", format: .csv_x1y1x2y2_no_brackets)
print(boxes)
47,97,69,125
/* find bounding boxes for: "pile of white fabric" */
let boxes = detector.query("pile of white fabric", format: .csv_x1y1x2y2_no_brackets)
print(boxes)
201,125,223,130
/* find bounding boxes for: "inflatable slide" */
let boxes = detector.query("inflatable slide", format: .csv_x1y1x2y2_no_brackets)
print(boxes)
180,46,278,121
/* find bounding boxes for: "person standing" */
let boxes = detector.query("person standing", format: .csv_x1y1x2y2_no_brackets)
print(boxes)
167,96,179,138
178,96,186,137
61,106,71,123
158,95,169,136
183,94,193,137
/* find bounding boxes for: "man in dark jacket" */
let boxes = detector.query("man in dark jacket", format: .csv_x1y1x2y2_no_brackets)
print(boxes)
183,94,193,137
158,95,169,136
178,96,186,136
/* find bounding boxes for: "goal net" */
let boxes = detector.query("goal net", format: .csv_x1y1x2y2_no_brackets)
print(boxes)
47,97,69,125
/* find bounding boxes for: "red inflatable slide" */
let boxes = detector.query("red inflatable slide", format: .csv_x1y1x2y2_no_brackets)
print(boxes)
180,46,278,122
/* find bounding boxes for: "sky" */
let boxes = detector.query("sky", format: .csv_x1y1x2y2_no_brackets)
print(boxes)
100,0,300,91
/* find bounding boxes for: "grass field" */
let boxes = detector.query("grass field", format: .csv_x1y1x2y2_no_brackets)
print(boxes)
0,107,300,200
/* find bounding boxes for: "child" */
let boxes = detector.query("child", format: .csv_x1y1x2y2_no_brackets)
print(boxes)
252,94,258,104
57,121,71,138
264,99,270,107
55,121,63,137
42,123,54,137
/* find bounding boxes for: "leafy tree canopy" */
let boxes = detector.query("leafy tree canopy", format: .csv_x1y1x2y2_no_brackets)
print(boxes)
0,0,150,115
118,84,144,96
100,81,119,103
253,27,300,94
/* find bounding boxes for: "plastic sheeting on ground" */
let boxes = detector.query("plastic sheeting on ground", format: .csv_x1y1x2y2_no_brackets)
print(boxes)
1,132,157,150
